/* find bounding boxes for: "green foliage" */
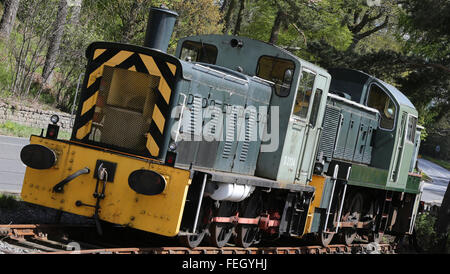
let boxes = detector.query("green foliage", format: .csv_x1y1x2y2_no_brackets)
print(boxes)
170,0,223,53
0,120,42,137
415,213,449,253
415,213,439,251
0,38,12,95
237,0,354,51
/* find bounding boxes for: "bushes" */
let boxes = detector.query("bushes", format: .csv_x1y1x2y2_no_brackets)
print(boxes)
415,213,449,253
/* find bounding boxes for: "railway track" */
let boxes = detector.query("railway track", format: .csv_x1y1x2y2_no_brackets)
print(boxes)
0,224,396,254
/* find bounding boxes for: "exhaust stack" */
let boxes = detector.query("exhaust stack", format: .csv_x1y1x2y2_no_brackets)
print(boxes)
144,7,178,53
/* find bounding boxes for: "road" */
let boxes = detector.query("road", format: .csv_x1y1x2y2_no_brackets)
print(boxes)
0,134,449,205
418,158,450,205
0,135,29,193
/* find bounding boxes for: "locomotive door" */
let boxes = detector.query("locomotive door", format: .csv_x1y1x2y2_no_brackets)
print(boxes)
389,112,417,188
295,74,327,183
277,68,317,184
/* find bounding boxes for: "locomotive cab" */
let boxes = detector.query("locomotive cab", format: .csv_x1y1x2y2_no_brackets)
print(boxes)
328,68,420,189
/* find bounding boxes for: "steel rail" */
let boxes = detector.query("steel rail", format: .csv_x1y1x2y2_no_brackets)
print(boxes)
0,224,397,255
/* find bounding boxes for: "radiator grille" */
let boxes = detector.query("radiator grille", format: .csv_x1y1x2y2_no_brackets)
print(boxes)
90,66,160,153
223,106,238,159
317,105,340,161
186,96,203,137
239,109,257,162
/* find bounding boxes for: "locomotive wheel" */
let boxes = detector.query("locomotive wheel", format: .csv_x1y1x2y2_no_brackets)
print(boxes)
236,225,260,248
369,231,382,244
179,230,207,249
210,223,234,248
318,232,334,247
235,193,262,248
343,229,357,246
341,193,363,245
179,198,212,248
209,201,236,248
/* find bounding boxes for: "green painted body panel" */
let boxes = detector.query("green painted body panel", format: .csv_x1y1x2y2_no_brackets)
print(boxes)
405,175,421,194
386,107,418,191
348,164,388,190
277,121,307,184
348,159,421,194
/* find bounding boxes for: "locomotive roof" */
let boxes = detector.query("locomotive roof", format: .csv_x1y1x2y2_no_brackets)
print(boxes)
176,34,330,78
377,79,415,110
328,68,416,110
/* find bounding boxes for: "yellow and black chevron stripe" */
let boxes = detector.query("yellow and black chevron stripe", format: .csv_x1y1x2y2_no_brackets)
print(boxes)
73,43,178,158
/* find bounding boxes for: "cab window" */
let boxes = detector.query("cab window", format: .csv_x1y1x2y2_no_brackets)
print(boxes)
406,115,417,143
293,69,316,119
367,83,396,130
256,56,295,97
180,41,218,64
309,88,323,127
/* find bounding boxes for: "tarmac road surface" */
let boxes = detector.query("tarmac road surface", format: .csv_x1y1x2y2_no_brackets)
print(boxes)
0,135,29,193
418,158,450,205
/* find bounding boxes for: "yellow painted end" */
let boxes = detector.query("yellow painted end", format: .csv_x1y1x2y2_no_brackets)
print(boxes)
303,175,326,234
21,136,191,236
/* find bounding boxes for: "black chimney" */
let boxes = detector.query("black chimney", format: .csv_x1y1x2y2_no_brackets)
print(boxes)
144,7,178,53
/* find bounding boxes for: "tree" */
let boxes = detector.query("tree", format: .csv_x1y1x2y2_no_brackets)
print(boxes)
233,0,245,35
68,0,82,26
42,0,69,86
222,0,236,34
0,0,20,39
170,0,223,51
8,0,58,96
83,0,157,45
397,0,450,129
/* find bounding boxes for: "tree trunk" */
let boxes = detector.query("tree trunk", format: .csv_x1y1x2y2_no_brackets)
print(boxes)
233,0,245,36
223,0,236,34
68,1,82,26
269,10,283,44
0,0,21,39
220,0,229,12
42,0,68,86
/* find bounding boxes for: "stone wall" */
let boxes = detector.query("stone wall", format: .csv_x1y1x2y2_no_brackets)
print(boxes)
0,101,74,131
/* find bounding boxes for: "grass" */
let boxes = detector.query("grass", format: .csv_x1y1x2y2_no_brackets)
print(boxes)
421,155,450,171
0,193,20,210
0,120,71,140
421,171,433,182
